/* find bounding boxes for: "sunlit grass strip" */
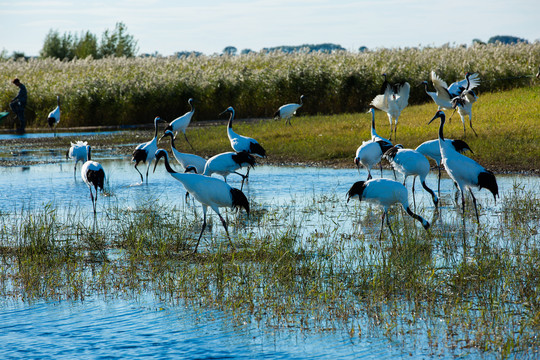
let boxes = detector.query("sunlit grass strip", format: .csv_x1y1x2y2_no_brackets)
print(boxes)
0,43,539,128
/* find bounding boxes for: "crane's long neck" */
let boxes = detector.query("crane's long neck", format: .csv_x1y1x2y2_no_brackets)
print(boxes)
227,111,237,139
370,110,377,138
161,154,177,175
153,119,160,141
438,115,446,144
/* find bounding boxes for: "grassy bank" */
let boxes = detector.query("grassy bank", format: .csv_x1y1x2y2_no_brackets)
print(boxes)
1,85,538,172
0,43,539,128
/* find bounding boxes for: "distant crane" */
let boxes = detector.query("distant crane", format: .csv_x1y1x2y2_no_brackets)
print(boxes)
347,178,430,240
370,81,410,141
428,110,498,222
430,71,480,136
415,138,473,196
450,72,480,136
81,147,105,214
132,116,166,183
47,95,60,136
273,95,305,125
67,140,90,176
153,149,250,253
383,145,439,208
164,98,195,149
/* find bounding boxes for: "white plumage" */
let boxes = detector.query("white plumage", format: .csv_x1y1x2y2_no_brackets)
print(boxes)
354,140,392,180
354,108,393,179
383,145,438,207
47,95,61,134
132,116,165,183
164,98,195,149
203,151,256,189
153,149,250,253
221,107,267,158
67,140,90,175
274,95,305,125
81,149,105,214
370,82,410,141
430,71,480,136
428,110,498,221
415,138,473,196
160,130,207,174
347,178,430,239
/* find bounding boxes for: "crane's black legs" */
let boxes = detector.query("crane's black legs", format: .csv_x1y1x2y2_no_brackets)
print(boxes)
183,132,195,150
469,189,480,222
194,212,207,254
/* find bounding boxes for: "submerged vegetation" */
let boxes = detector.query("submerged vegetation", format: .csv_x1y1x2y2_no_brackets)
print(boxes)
0,43,539,128
0,183,538,357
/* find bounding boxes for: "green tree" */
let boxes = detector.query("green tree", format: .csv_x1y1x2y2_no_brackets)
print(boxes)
223,46,237,55
74,31,98,59
99,22,138,57
40,29,75,59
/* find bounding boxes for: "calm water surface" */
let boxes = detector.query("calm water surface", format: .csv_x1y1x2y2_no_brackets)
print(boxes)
0,144,537,359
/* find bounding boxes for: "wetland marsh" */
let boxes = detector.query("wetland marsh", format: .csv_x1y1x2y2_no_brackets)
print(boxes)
0,130,538,359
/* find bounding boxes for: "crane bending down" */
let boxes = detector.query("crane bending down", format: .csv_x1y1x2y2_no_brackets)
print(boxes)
370,82,410,141
383,145,439,208
164,98,195,149
273,95,305,125
160,130,207,174
154,149,250,253
347,178,430,240
81,147,105,214
428,110,498,222
47,95,60,136
67,140,90,176
203,151,256,190
415,138,473,196
132,116,166,183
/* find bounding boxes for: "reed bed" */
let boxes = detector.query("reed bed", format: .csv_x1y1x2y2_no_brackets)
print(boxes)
0,185,538,358
1,43,539,128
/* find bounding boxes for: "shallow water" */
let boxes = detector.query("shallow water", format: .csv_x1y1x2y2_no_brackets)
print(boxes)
0,148,538,359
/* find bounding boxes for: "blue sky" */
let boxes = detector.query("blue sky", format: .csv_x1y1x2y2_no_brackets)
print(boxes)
1,0,539,56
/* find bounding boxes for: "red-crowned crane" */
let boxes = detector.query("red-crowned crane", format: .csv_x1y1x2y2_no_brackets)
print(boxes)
221,106,266,182
383,145,438,208
354,108,393,180
415,138,473,196
67,140,90,176
203,151,256,190
430,71,480,136
347,178,430,240
428,110,498,221
370,81,410,141
81,147,105,214
450,72,480,136
221,107,266,158
153,149,249,253
273,95,305,125
164,98,195,149
47,95,60,136
160,130,207,174
132,116,166,183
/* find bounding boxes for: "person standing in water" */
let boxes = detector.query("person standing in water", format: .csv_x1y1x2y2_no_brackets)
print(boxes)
10,78,27,134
